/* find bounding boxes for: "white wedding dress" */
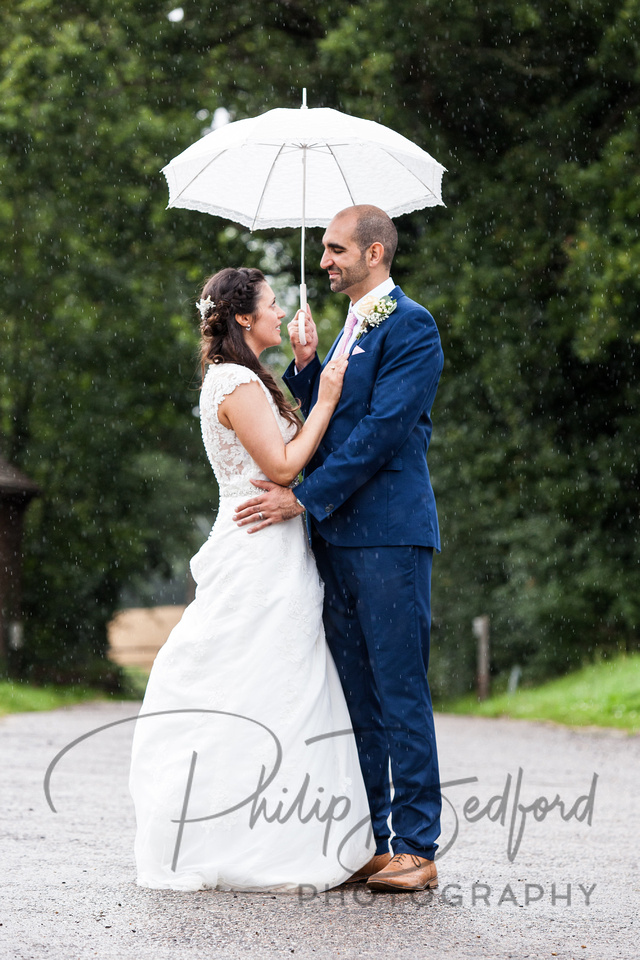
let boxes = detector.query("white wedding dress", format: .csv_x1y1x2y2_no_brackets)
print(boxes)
129,362,372,892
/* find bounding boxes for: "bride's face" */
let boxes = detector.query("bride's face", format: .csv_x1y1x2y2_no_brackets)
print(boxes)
247,283,286,355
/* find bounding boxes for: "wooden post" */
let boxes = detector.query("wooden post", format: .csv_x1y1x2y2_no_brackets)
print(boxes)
473,615,490,702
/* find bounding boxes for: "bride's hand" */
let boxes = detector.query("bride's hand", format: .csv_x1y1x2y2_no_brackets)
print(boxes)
317,354,349,408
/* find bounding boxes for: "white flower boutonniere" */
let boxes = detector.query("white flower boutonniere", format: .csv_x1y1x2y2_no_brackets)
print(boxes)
354,294,397,341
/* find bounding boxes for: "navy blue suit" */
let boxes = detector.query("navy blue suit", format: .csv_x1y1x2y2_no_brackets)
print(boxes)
283,286,443,859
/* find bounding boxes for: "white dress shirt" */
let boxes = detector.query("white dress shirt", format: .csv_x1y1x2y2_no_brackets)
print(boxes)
335,276,396,356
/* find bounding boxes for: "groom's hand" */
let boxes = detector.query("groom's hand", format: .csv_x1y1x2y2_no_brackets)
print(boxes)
233,479,304,533
288,306,318,371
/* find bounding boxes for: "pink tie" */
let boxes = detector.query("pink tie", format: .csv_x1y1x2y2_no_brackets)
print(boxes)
335,308,358,357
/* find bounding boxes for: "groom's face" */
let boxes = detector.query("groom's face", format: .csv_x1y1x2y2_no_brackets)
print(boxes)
320,214,370,296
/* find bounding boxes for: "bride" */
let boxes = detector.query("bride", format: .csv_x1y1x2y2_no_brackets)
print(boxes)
129,267,372,892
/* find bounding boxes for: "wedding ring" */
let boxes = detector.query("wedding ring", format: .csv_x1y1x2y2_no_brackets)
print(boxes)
258,511,264,521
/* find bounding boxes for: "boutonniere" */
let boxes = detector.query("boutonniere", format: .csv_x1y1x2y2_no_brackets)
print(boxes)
354,295,397,340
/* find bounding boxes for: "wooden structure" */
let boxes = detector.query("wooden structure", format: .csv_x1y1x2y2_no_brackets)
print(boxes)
0,457,40,660
473,614,491,701
108,605,186,672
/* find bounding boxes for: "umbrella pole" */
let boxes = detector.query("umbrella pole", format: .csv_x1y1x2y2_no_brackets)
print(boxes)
298,141,308,345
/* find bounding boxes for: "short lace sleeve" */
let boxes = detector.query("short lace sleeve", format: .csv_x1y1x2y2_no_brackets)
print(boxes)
204,363,260,419
198,363,295,499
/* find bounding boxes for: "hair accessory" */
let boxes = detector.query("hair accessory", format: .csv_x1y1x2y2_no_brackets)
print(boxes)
197,296,215,320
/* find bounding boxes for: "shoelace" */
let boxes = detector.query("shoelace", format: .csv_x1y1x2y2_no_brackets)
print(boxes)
387,853,425,870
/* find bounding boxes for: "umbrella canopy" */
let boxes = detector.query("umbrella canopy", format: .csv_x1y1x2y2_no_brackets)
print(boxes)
163,105,446,230
163,100,446,341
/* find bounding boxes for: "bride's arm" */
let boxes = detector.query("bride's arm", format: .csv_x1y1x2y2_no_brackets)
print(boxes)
218,356,348,486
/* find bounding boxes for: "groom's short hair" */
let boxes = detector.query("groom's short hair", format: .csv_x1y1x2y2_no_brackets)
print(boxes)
349,205,398,269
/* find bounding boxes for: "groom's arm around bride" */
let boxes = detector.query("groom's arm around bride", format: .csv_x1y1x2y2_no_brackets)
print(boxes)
234,204,444,892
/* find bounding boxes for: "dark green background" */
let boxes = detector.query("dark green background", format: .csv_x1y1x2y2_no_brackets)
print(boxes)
1,0,637,693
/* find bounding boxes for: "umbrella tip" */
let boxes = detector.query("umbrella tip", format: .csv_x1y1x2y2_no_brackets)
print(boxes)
301,88,307,110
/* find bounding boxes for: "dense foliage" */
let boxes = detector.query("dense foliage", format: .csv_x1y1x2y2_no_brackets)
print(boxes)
1,0,637,692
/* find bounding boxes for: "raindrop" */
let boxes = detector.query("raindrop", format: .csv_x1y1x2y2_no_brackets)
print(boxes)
167,7,184,22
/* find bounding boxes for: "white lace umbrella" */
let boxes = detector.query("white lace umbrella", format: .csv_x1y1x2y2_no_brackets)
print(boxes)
162,93,446,342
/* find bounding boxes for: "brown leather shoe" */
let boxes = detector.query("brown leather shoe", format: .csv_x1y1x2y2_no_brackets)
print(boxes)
366,853,438,892
345,852,392,883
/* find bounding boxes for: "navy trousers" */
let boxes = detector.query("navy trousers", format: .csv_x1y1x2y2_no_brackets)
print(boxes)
312,532,442,859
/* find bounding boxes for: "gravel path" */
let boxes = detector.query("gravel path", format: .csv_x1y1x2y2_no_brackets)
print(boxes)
1,701,638,960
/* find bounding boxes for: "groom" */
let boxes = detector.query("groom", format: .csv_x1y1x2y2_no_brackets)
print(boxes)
234,204,443,891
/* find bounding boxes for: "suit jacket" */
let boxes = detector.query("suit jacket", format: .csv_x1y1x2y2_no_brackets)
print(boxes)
283,286,443,549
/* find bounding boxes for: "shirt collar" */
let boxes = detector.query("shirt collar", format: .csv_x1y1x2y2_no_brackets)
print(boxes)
351,276,396,317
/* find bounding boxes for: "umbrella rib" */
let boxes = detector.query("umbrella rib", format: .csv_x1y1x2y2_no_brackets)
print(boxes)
168,149,230,206
377,145,442,201
326,146,356,205
252,144,287,230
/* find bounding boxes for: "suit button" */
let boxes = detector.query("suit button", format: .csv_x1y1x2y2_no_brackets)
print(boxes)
325,504,334,513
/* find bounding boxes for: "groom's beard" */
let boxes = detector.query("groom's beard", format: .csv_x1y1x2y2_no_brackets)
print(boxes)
327,254,369,293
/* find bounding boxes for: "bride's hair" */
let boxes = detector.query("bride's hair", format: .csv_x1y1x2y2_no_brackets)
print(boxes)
198,267,301,434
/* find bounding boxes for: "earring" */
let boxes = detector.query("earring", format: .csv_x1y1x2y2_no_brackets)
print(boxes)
245,325,251,331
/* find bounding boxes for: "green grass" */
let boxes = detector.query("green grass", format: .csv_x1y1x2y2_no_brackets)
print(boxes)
0,680,106,716
0,666,149,717
2,658,639,733
438,653,640,734
117,665,150,699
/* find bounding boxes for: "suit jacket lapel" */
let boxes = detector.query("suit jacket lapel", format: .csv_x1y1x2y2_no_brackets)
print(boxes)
323,331,344,367
348,285,405,350
325,286,405,360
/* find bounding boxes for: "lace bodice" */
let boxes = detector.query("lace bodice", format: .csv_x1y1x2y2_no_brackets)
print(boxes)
199,363,296,498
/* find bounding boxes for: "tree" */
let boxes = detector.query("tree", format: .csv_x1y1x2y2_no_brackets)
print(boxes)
1,0,637,692
313,0,640,691
0,0,231,681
